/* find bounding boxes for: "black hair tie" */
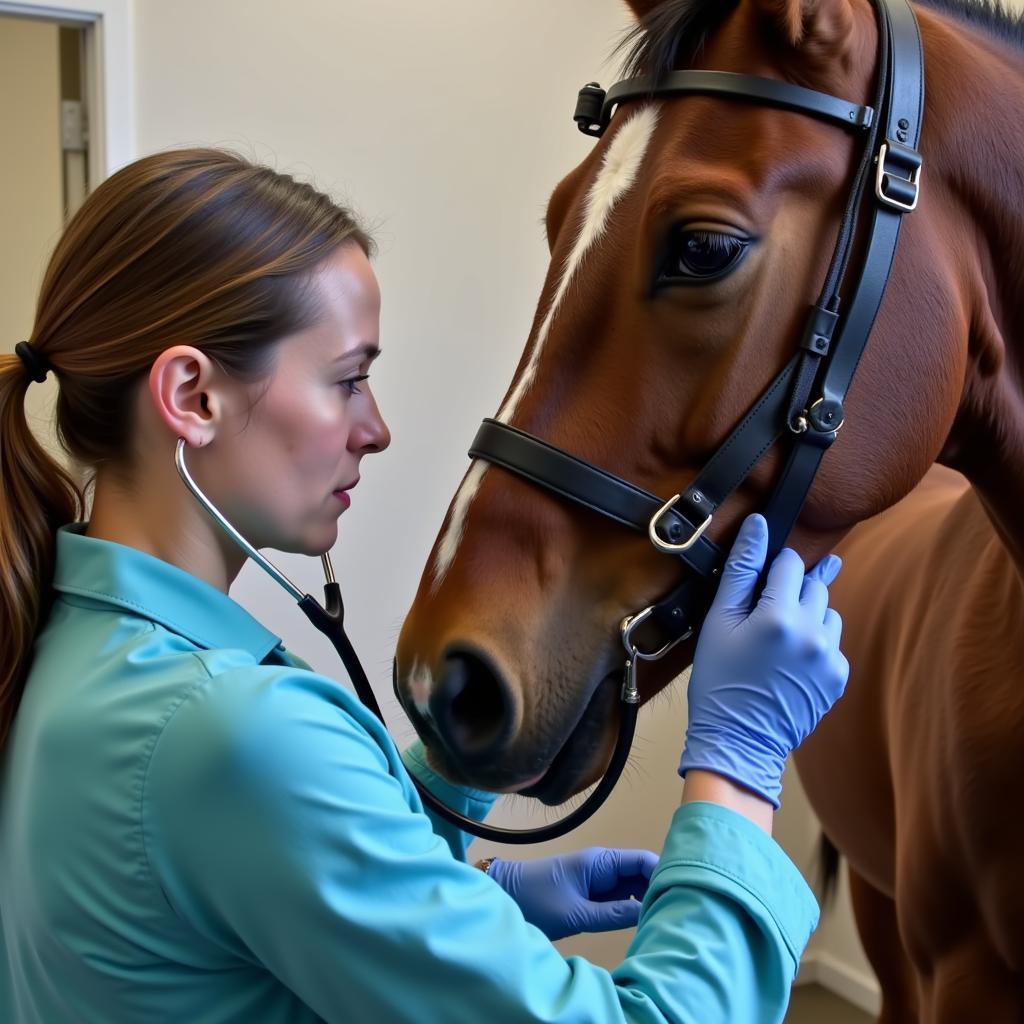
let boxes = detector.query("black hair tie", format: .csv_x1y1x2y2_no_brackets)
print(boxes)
14,341,52,384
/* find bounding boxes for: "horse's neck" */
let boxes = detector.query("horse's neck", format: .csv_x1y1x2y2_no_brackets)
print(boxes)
926,11,1024,573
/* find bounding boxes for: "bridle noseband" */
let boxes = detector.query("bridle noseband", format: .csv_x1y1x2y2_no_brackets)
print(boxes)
389,0,924,844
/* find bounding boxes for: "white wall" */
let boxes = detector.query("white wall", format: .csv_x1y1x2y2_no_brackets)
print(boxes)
133,0,634,712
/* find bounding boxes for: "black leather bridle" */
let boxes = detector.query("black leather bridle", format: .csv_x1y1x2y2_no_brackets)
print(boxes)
378,0,924,843
470,0,923,661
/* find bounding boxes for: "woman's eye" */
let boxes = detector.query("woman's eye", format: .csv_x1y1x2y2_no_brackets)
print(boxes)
339,374,370,395
660,229,750,284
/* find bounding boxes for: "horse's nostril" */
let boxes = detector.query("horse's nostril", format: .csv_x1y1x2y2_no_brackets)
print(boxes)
430,647,511,762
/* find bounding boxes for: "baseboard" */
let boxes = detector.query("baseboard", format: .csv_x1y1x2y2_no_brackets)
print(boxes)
796,952,882,1016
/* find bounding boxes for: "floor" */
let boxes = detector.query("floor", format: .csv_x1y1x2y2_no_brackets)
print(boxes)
786,984,874,1023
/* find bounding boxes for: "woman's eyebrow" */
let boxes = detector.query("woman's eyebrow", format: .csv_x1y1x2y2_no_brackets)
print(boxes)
331,344,381,365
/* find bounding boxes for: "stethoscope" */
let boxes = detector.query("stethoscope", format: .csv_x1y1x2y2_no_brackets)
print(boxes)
174,437,680,843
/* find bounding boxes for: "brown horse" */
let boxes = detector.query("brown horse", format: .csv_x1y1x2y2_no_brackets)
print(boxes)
396,0,1024,1019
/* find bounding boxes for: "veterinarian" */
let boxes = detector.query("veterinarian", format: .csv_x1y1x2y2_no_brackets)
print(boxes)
0,149,848,1024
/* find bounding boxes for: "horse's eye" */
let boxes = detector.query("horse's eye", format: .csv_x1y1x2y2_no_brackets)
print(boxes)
659,229,750,285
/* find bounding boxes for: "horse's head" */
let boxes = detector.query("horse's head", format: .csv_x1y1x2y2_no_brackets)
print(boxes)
397,0,967,803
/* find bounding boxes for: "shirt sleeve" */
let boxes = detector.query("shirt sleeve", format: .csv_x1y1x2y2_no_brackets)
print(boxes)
278,642,496,860
142,666,818,1024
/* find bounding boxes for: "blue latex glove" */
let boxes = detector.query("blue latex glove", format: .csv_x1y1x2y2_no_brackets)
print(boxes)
485,847,658,941
678,513,849,808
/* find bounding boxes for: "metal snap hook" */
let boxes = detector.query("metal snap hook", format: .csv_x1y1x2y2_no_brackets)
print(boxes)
620,606,694,662
618,605,694,703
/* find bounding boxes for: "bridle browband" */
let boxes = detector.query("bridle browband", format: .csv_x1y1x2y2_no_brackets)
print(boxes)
470,0,923,662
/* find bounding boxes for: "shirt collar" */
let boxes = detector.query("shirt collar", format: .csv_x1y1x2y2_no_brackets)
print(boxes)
53,522,284,662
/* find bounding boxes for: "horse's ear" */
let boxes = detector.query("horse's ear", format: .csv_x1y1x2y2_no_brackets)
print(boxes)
623,0,672,21
752,0,856,60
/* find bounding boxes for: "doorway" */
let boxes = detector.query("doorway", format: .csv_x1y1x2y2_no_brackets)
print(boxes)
0,14,89,345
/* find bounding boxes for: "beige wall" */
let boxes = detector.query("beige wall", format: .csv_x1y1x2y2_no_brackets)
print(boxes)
0,16,62,343
0,16,65,458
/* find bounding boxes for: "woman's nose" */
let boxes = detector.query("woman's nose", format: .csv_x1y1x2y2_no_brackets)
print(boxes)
351,394,391,454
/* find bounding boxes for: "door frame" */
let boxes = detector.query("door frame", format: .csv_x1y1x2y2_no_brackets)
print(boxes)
0,0,134,183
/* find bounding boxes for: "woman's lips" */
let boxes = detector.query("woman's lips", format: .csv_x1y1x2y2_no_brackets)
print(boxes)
332,478,359,508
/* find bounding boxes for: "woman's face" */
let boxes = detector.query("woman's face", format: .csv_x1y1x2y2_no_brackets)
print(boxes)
210,242,391,556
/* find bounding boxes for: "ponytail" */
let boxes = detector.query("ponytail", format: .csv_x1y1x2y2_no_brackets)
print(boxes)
0,352,84,748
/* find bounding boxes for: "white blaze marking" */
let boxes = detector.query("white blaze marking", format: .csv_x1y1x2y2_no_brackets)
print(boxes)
431,105,659,589
409,659,434,718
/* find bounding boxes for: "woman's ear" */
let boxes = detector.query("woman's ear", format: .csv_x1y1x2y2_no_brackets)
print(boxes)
148,346,220,448
751,0,856,60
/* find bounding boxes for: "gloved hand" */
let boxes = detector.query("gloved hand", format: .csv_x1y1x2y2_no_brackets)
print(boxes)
679,513,849,808
484,847,658,941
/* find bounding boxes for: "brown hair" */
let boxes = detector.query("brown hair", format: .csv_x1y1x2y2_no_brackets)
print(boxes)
0,147,373,749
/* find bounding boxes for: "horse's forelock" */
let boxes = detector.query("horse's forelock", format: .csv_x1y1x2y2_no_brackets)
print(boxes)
615,0,742,79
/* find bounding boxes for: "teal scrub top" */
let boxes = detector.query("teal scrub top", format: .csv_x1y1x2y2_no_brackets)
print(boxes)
1,522,819,1023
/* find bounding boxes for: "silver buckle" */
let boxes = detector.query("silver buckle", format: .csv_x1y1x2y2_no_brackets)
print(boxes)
875,141,921,212
648,494,712,555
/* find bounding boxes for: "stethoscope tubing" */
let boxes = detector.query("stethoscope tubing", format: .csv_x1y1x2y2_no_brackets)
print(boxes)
174,438,639,843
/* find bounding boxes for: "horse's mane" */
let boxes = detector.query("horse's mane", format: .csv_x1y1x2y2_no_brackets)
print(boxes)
918,0,1024,50
617,0,1024,78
